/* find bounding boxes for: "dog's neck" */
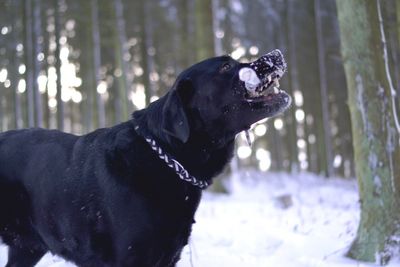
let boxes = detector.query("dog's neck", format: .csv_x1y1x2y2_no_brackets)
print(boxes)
132,99,235,185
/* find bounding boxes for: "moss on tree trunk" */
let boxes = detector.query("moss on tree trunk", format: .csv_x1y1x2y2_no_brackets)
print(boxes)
336,0,400,264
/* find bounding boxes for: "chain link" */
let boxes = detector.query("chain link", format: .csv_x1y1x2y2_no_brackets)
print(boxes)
144,138,209,189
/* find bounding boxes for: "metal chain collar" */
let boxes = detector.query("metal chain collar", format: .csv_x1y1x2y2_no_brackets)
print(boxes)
142,137,210,190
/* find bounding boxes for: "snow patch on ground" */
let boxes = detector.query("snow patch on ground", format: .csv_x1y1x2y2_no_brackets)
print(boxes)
1,171,400,267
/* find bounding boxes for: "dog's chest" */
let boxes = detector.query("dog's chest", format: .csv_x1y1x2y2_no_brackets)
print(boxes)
95,190,200,265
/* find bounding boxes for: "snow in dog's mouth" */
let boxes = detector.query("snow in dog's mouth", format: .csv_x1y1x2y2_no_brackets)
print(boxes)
239,67,287,103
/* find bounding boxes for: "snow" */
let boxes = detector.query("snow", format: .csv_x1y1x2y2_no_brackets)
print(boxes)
1,171,400,267
239,67,260,92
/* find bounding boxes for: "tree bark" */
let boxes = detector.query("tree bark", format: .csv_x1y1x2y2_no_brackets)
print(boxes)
397,1,400,51
11,0,23,129
79,1,95,132
396,1,400,109
220,0,233,54
42,1,51,129
194,0,214,61
321,0,354,178
177,0,193,69
91,0,105,128
113,0,130,122
211,0,222,56
139,0,156,106
314,0,334,177
23,0,35,127
54,0,64,130
337,0,400,264
32,0,43,127
284,0,300,173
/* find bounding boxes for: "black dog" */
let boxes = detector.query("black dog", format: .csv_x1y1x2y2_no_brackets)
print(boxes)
0,50,290,267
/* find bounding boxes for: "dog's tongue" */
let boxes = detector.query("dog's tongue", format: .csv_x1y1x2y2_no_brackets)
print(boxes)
239,67,260,92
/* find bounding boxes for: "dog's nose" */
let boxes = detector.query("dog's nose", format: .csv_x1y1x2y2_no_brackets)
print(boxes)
269,49,283,59
248,49,287,79
267,49,286,70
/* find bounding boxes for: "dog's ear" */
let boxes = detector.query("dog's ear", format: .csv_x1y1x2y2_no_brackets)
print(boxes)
162,78,193,144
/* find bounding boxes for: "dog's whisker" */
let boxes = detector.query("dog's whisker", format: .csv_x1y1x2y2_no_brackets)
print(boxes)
245,130,252,147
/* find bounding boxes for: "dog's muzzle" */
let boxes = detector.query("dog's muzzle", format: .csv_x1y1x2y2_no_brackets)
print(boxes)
239,49,287,98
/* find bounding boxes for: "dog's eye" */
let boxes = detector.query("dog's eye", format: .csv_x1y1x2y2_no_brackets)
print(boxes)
221,63,231,72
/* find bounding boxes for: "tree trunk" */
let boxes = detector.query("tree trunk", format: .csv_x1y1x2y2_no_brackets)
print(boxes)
32,0,43,127
9,0,22,129
314,0,334,177
320,0,354,178
384,0,400,102
42,1,51,129
396,1,400,109
137,1,154,106
177,0,193,69
211,0,222,56
23,0,35,127
285,0,300,173
220,0,233,54
91,0,105,128
271,0,290,172
113,0,130,122
194,0,214,61
337,0,400,264
79,1,95,132
54,0,64,130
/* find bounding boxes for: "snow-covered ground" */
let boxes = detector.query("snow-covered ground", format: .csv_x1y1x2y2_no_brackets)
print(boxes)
1,171,399,267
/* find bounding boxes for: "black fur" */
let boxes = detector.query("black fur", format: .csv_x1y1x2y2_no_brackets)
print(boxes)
0,54,290,267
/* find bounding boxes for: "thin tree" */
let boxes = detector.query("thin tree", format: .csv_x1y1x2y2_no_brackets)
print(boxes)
321,0,353,178
211,0,222,56
112,0,130,122
139,0,156,105
54,0,63,130
9,0,23,129
384,0,400,98
194,0,215,61
91,0,105,128
220,0,233,54
269,0,287,171
396,1,400,108
284,0,300,173
1,0,11,130
32,0,43,127
337,0,400,264
23,0,35,127
79,1,95,132
176,0,193,69
314,0,334,177
43,3,54,129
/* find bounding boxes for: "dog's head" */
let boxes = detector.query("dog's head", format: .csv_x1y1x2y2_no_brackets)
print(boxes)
136,50,291,147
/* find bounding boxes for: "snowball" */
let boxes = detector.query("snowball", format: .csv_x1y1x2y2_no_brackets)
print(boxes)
239,67,260,91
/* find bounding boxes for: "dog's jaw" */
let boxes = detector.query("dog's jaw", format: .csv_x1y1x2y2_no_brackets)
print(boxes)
237,49,292,123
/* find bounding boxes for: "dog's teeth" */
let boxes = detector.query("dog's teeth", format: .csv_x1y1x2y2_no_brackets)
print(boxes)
273,87,279,94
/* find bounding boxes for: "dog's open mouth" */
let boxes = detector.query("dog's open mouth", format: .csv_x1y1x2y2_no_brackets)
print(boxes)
242,70,284,102
239,49,289,105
